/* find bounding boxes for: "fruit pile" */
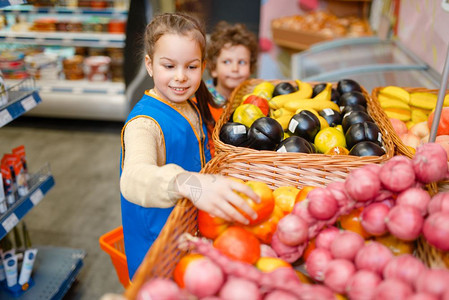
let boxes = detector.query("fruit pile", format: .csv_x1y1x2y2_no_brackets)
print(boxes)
378,86,449,156
134,142,449,300
219,79,386,156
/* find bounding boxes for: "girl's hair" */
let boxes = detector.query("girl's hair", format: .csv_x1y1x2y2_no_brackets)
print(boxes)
207,21,259,78
144,12,215,127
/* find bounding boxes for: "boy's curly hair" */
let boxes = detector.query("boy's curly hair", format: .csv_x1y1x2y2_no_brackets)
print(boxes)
207,21,259,76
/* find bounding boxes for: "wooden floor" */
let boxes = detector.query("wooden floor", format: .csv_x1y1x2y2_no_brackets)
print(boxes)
0,117,124,299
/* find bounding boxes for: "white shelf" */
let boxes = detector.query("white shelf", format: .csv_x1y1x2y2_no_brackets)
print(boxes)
0,5,128,17
0,29,125,47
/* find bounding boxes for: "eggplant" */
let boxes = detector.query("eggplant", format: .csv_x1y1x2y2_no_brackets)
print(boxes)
247,117,284,150
341,104,367,118
276,136,315,153
219,122,250,147
345,121,382,149
342,111,373,132
272,82,297,97
319,109,342,127
331,88,340,104
349,141,386,157
312,83,327,97
337,79,362,95
339,91,367,108
287,110,321,142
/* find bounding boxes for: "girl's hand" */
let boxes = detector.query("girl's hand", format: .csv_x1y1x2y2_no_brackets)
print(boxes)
174,172,260,224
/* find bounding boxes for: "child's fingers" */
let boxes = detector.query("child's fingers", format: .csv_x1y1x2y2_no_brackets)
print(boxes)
225,191,258,221
228,181,261,203
218,200,251,225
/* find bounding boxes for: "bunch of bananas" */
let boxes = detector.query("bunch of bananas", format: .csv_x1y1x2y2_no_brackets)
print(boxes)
378,86,449,128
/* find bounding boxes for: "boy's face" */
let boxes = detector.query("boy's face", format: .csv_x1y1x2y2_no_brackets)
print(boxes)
212,44,251,97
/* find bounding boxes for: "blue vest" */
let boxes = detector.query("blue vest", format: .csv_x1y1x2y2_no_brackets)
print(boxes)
120,93,211,279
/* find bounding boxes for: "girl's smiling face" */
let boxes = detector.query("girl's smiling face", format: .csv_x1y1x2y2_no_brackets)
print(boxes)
145,33,205,103
211,44,251,99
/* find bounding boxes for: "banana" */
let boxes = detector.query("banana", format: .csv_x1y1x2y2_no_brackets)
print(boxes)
384,108,411,122
312,83,332,101
284,99,341,113
268,80,313,109
271,107,292,119
269,96,290,110
274,114,294,130
379,98,411,111
297,80,313,99
379,86,410,104
411,109,428,123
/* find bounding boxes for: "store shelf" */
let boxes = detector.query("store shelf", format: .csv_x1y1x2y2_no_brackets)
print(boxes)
0,30,125,47
0,246,85,300
0,164,55,240
0,0,26,9
0,4,127,16
0,77,41,127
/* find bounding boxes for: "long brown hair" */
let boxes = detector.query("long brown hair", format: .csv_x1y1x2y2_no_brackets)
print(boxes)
144,12,215,127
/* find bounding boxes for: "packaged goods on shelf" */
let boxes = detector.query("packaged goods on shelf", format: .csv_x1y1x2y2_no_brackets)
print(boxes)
0,70,7,105
84,55,110,81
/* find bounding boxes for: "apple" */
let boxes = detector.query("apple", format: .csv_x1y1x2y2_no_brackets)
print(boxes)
243,94,270,116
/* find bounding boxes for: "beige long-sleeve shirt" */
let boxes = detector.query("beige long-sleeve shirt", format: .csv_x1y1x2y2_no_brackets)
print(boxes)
120,91,202,208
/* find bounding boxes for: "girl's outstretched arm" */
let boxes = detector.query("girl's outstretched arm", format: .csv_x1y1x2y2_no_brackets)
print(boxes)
173,172,260,224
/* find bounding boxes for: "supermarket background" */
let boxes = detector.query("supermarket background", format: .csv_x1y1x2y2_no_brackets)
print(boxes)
0,0,448,299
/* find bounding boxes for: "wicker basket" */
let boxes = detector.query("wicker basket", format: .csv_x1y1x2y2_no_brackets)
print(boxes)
212,79,395,185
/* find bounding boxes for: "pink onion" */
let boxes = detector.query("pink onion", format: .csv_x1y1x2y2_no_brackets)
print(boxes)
323,259,356,293
264,290,298,300
363,163,381,175
408,293,439,300
137,278,183,300
276,214,308,246
385,205,424,241
219,277,261,300
361,202,390,236
270,232,303,263
330,231,365,261
396,187,431,215
327,181,354,209
346,270,382,300
307,188,338,220
299,284,335,300
355,241,393,274
423,211,449,251
427,192,449,214
291,201,317,226
315,226,340,250
382,254,426,286
260,244,278,258
345,168,381,202
413,143,449,183
184,257,225,298
373,278,414,300
379,156,416,192
443,288,449,300
305,248,333,281
415,268,449,297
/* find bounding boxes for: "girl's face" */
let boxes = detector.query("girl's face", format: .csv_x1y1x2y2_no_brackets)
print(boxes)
211,44,251,98
145,33,205,104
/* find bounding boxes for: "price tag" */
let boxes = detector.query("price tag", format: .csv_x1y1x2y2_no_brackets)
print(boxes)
0,109,13,127
21,95,37,111
30,189,44,206
2,213,19,233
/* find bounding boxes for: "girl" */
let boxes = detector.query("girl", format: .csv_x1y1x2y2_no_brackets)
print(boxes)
206,21,259,122
119,13,259,280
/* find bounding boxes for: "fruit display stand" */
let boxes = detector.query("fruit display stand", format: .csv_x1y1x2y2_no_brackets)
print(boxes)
212,78,395,185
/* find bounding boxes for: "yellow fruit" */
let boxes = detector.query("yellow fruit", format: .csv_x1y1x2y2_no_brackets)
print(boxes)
269,96,290,110
256,257,291,273
410,92,438,110
379,98,411,111
271,108,291,119
325,146,349,155
335,125,344,133
267,80,312,110
411,109,428,123
233,104,265,128
253,81,275,99
296,80,313,99
384,109,411,121
273,186,300,215
312,83,332,101
294,108,320,117
283,131,292,139
314,127,346,154
274,114,294,130
405,121,415,129
379,86,410,104
284,99,341,113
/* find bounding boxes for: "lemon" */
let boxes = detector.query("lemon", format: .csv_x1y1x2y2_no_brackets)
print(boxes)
314,127,347,154
233,104,265,128
253,81,275,99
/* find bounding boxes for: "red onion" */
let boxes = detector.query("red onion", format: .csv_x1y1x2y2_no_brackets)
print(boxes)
137,278,183,300
427,192,449,214
327,181,354,209
330,231,365,261
382,254,426,286
307,188,338,220
355,241,393,275
264,290,298,300
305,248,333,281
346,270,382,300
362,163,381,175
260,244,278,258
361,202,390,236
415,268,449,297
345,168,381,202
184,257,225,298
413,143,449,183
323,259,356,294
423,212,449,251
385,205,424,241
379,156,416,192
298,284,335,300
292,201,317,226
373,278,414,300
270,232,303,263
315,226,340,250
219,277,262,300
408,293,439,300
276,214,308,246
396,187,431,215
443,288,449,300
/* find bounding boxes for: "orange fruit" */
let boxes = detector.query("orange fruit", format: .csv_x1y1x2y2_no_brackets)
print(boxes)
273,186,300,215
236,181,275,225
244,205,284,244
302,238,316,262
338,207,372,239
173,254,203,288
375,233,414,256
295,270,314,284
296,186,317,203
213,226,261,264
197,210,229,240
255,257,291,273
325,146,349,155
